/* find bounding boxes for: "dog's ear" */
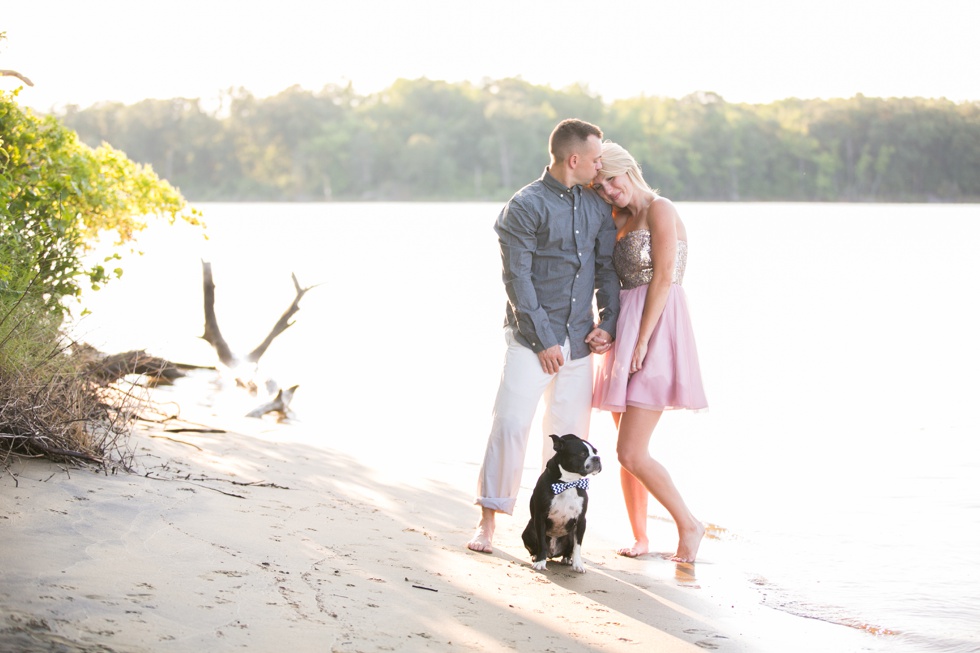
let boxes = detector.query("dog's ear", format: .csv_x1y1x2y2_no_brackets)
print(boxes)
549,434,563,451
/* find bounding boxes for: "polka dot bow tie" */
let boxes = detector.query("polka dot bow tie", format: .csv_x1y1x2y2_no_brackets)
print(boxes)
551,478,589,494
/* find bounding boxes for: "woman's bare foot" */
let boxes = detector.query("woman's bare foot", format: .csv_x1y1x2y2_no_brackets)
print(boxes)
668,521,705,563
616,538,649,558
466,510,495,554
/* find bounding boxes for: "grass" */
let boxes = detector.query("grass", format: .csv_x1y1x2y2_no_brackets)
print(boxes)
0,297,142,471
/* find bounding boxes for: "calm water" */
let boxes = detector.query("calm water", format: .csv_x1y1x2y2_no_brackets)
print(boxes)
78,202,980,653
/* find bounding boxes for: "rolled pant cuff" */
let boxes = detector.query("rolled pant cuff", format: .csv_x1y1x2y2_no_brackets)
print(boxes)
475,497,517,515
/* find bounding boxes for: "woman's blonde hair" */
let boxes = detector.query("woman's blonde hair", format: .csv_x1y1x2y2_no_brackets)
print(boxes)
598,141,656,193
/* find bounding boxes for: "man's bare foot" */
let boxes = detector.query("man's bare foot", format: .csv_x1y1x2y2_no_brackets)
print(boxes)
466,510,495,554
616,538,649,558
668,521,705,563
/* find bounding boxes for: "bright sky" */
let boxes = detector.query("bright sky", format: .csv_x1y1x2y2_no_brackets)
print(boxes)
2,0,977,112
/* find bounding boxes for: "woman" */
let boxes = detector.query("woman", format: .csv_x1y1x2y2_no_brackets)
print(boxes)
592,142,708,563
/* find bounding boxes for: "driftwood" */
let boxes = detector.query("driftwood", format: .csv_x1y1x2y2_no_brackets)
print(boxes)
200,260,315,419
0,69,34,86
200,261,236,367
245,385,299,421
81,347,188,386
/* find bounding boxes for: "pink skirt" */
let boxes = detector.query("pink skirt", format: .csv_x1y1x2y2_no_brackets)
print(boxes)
593,283,708,413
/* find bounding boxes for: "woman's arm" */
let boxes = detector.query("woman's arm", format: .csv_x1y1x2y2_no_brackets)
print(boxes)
631,197,679,373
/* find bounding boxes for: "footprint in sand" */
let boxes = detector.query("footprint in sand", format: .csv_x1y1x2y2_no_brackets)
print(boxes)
683,629,730,650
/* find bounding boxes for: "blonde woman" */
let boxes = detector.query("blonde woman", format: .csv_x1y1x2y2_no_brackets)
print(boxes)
592,142,707,562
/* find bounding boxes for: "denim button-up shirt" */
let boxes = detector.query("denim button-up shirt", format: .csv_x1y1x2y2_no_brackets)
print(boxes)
494,168,620,360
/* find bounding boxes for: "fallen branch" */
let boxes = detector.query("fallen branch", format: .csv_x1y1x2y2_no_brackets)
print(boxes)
0,69,34,86
143,471,290,495
147,476,247,499
80,347,189,386
245,385,298,420
149,435,204,451
2,464,20,488
5,433,105,466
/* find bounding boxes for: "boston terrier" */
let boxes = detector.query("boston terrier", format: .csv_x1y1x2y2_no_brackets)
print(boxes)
522,433,602,572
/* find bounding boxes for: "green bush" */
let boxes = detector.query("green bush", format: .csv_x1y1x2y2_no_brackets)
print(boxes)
1,89,199,313
1,85,200,466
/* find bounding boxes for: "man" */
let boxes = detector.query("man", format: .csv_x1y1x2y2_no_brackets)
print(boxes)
467,118,620,553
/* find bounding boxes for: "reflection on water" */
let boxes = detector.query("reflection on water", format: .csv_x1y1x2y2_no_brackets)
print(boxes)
673,562,699,588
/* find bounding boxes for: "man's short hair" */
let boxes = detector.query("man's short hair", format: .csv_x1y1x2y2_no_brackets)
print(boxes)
550,119,603,163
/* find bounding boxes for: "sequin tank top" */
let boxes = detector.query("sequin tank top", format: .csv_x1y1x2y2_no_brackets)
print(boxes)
612,230,688,290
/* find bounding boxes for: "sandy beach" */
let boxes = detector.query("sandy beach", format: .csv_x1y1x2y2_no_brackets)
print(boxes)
1,377,876,653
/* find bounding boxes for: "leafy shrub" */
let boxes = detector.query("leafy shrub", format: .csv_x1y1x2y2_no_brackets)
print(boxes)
1,85,200,466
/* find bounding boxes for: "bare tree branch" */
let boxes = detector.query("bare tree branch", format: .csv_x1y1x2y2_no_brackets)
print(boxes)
196,262,317,419
244,273,316,364
200,260,236,367
0,69,34,86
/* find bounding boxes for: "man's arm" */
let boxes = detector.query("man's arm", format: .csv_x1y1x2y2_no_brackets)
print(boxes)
495,201,559,353
593,206,620,337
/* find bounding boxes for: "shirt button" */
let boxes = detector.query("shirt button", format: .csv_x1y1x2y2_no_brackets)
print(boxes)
572,298,576,302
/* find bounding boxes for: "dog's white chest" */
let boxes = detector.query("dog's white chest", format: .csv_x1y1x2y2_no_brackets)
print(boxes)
546,490,584,535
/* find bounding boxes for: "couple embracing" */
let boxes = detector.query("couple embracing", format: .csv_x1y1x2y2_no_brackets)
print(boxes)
467,118,708,563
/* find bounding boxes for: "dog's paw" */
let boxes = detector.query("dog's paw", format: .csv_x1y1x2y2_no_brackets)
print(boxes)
572,562,587,573
532,559,547,571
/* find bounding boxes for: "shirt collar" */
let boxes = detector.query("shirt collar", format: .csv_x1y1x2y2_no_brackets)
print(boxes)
541,167,580,196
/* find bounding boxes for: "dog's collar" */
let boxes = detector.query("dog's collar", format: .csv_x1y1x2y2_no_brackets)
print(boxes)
551,478,589,494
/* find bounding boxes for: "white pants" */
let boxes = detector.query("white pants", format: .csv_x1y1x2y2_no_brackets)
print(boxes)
475,328,594,514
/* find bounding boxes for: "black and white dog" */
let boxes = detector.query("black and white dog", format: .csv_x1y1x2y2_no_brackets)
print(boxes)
522,434,602,572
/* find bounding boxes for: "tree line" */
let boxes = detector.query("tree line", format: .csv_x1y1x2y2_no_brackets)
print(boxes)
55,78,980,203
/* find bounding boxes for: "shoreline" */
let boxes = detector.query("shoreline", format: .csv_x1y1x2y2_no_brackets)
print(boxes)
1,381,879,652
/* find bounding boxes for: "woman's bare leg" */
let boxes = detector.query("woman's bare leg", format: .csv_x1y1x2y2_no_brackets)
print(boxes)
617,407,704,562
613,411,649,557
619,468,650,557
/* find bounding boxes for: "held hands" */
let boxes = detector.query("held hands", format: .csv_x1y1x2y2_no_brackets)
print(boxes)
586,327,613,355
539,328,614,374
